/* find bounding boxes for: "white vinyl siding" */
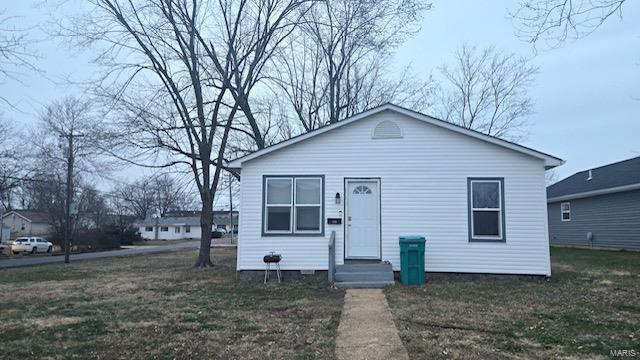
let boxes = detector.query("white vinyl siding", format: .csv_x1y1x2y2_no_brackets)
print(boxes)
237,110,551,275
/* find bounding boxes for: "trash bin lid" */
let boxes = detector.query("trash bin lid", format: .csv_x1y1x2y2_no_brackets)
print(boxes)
399,235,425,243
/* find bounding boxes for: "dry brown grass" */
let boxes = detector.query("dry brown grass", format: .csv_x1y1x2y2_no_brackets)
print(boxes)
0,248,343,360
385,247,640,359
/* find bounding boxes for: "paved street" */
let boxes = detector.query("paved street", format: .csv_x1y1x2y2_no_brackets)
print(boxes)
0,241,233,269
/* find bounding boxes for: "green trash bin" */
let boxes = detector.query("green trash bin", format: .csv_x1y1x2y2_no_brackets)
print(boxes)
399,235,426,285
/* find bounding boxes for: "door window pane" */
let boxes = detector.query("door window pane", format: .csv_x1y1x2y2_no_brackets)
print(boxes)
296,178,321,204
472,182,500,208
473,211,500,236
267,179,292,204
296,206,320,231
266,206,291,231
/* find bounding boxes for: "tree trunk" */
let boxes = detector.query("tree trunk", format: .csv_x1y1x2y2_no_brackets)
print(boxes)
194,192,214,268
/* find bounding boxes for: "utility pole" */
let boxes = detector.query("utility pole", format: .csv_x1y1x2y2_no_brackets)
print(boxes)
0,187,4,243
62,132,84,264
228,173,233,244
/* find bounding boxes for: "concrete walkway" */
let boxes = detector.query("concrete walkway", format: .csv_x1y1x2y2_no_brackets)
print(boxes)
0,240,234,269
336,289,409,360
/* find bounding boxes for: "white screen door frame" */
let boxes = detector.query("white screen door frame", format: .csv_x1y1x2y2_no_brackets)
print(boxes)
344,178,381,260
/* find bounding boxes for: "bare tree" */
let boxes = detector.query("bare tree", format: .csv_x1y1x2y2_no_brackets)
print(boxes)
0,117,22,211
0,9,39,108
153,174,196,217
271,0,433,131
114,173,196,219
546,168,560,185
112,177,156,220
60,0,312,267
36,96,109,177
438,45,539,140
511,0,626,48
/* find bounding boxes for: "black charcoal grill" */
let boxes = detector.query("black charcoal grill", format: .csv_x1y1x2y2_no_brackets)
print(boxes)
263,252,282,283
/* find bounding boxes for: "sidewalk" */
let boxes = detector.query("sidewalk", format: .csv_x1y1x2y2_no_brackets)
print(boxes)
335,289,409,360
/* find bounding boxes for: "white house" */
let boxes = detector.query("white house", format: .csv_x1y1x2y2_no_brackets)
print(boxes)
137,216,203,241
229,104,563,279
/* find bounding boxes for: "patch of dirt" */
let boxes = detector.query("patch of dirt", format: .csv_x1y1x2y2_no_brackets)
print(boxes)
32,316,85,328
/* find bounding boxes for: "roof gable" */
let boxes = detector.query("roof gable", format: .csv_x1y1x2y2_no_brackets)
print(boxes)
228,103,563,169
2,210,50,223
547,156,640,201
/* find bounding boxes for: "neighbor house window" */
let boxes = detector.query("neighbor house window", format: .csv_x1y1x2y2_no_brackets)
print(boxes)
145,226,153,232
160,226,168,232
175,227,180,233
561,202,571,221
263,176,323,235
185,226,191,233
468,178,505,241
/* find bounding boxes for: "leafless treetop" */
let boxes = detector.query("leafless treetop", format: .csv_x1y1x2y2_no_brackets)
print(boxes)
511,0,626,48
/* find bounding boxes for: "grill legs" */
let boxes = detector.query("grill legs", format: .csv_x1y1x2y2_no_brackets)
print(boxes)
264,262,282,283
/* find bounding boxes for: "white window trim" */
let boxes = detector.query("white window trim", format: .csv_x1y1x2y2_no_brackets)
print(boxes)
561,202,571,222
470,179,504,241
264,176,324,235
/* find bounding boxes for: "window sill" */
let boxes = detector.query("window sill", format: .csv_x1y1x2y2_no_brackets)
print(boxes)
469,237,506,243
262,232,325,237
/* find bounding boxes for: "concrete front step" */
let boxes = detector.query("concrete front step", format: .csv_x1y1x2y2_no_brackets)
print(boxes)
335,271,394,283
335,280,396,289
336,263,393,272
334,262,395,288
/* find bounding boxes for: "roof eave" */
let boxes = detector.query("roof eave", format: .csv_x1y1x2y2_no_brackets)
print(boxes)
547,182,640,202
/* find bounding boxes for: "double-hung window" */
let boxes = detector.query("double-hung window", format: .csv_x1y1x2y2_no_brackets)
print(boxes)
468,178,505,241
561,202,571,221
264,176,323,235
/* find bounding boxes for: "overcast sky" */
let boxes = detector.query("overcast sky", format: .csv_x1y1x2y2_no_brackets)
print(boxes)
2,0,639,188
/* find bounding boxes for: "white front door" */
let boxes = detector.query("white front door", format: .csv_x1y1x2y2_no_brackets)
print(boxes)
346,179,380,259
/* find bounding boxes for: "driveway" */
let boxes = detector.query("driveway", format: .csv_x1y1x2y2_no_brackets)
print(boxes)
0,241,204,269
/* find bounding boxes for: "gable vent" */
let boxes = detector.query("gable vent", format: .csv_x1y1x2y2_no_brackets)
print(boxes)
372,120,402,139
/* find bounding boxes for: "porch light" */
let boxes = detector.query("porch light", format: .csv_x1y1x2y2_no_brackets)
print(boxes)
335,192,341,205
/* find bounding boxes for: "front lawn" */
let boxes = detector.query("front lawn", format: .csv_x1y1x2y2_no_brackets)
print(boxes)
386,247,640,359
0,248,343,360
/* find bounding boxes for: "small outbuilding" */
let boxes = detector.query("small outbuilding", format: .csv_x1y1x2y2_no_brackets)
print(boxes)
230,104,563,278
547,156,640,250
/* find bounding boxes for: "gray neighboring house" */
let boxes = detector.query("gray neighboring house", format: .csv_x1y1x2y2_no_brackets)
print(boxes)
547,156,640,250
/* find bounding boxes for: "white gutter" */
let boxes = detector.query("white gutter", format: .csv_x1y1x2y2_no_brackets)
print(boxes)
547,183,640,203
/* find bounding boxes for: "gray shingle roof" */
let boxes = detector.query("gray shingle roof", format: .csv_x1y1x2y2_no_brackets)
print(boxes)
547,156,640,199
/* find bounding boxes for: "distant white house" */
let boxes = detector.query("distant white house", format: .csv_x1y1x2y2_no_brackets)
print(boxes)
137,216,205,241
229,104,563,277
